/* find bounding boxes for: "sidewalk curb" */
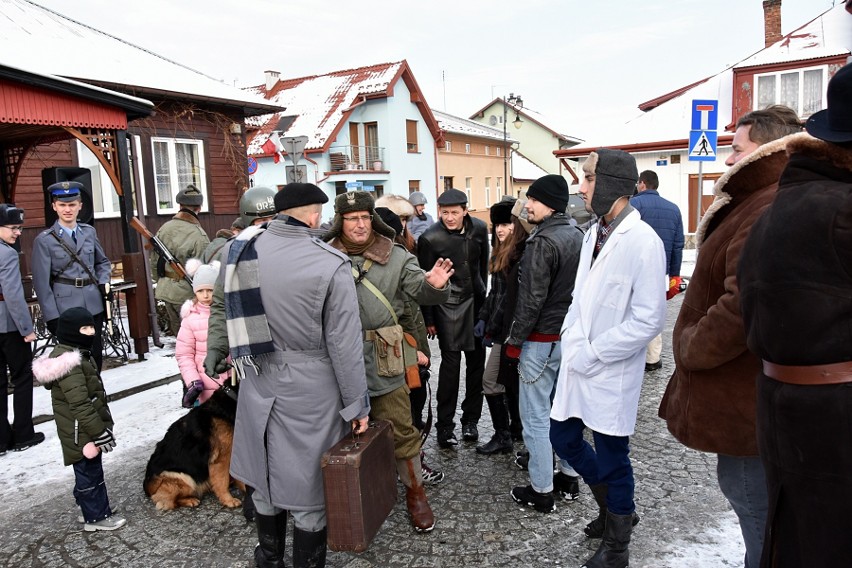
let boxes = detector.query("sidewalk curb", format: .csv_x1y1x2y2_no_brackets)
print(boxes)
33,373,182,426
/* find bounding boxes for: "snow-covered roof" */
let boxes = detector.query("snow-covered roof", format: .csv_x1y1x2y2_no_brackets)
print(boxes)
470,98,583,145
512,151,548,181
736,4,850,68
0,0,278,115
561,3,851,156
434,109,516,143
246,60,441,156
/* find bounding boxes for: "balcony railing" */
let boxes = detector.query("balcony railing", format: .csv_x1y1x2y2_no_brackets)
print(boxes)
328,145,385,172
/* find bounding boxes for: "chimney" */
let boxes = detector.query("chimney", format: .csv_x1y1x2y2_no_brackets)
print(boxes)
763,0,782,47
264,70,280,92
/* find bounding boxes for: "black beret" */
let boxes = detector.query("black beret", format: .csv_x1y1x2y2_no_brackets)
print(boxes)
274,182,329,211
437,188,468,206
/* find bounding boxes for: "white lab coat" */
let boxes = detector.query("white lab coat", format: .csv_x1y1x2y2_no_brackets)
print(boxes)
551,210,666,436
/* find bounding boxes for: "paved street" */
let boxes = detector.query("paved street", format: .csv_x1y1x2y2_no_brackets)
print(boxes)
0,293,739,567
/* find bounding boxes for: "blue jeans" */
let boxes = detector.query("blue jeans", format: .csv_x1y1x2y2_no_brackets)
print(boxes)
518,340,574,493
73,453,112,523
717,454,767,568
550,417,634,515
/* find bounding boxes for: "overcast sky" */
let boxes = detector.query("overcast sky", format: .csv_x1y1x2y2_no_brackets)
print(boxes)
35,0,834,141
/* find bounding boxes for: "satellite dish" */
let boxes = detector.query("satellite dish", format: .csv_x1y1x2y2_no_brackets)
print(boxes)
489,115,498,126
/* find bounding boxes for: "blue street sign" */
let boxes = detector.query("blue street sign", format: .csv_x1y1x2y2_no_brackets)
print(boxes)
247,156,258,175
345,181,363,189
691,100,718,131
362,185,375,192
656,159,668,167
688,130,718,162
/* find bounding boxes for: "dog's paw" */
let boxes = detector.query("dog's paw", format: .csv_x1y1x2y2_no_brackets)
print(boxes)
220,496,241,508
154,501,175,511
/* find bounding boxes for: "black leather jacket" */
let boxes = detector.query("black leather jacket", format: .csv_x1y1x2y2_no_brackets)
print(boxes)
506,213,583,346
417,214,489,327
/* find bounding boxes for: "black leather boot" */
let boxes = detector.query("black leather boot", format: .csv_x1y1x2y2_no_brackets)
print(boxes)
254,511,288,568
293,526,327,568
585,483,639,539
581,510,634,568
476,395,513,455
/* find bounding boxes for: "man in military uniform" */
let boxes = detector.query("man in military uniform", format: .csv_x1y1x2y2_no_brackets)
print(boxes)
0,204,43,453
150,184,209,336
417,188,489,448
32,182,112,371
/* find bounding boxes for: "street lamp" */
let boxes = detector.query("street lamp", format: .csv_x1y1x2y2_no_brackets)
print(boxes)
503,93,523,196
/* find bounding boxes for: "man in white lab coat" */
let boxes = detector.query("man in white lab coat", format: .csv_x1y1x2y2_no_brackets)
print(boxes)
550,149,666,568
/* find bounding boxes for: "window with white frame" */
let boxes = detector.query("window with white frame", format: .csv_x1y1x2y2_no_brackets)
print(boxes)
151,137,208,213
755,65,826,118
465,143,471,154
485,145,490,156
76,140,121,218
465,177,472,204
497,177,502,196
445,140,452,152
485,177,491,207
496,146,502,157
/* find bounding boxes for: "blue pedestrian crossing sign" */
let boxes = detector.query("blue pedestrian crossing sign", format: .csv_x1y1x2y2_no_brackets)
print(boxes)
689,130,717,161
688,99,719,162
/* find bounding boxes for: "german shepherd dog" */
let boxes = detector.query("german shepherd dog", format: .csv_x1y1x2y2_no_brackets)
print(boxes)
143,383,245,510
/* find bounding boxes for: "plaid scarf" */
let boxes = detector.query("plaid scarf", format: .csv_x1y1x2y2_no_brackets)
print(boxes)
223,224,274,376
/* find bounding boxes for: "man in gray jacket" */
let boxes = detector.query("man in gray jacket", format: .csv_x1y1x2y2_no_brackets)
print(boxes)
325,190,453,533
206,183,370,568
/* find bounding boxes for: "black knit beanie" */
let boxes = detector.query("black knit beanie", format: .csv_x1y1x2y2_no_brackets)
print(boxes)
57,307,96,350
526,174,569,213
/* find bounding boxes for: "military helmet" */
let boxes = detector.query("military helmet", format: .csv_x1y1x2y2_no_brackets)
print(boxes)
239,186,277,226
408,191,428,207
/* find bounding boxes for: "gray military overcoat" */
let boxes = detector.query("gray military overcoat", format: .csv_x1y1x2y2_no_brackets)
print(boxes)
210,221,370,511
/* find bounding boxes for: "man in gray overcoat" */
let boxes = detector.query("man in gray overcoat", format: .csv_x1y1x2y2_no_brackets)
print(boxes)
324,190,453,534
32,182,111,370
206,183,370,568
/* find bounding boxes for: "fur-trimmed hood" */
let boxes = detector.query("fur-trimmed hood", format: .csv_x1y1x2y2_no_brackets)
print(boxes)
32,349,82,385
786,133,852,171
328,232,395,265
180,298,211,319
695,132,803,248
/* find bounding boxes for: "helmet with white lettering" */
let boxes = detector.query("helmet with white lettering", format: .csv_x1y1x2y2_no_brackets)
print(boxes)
239,186,277,226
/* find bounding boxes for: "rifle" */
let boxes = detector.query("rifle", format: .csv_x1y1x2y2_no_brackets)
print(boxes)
129,217,193,287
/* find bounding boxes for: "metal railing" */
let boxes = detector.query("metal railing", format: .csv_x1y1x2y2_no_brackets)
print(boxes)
328,145,385,171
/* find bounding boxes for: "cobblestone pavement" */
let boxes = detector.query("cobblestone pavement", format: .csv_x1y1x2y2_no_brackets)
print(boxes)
0,294,735,567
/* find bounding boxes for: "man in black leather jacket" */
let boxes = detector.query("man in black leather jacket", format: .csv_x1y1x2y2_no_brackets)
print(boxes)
505,174,584,514
418,189,489,448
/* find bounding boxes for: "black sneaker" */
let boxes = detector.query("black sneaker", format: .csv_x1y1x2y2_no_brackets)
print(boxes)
461,423,479,442
12,432,45,452
553,471,580,501
511,485,555,513
644,360,663,372
437,430,458,449
420,452,445,485
514,450,529,470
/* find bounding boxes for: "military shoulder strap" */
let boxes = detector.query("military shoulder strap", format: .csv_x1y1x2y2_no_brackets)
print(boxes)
48,230,98,284
351,259,398,326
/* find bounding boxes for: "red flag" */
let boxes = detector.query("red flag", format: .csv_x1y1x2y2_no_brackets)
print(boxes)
261,135,282,163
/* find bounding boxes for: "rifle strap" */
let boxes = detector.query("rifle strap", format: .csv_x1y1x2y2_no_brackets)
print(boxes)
48,230,99,285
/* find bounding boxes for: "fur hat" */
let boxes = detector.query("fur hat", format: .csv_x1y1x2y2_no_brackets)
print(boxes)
436,188,468,206
583,149,638,216
230,216,247,231
323,191,396,242
806,63,852,143
57,307,95,350
526,174,570,213
490,196,516,226
274,182,329,212
176,184,204,207
186,258,220,292
375,194,415,220
0,203,24,226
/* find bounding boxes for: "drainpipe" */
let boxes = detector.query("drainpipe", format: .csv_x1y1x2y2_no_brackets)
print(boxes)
306,155,331,184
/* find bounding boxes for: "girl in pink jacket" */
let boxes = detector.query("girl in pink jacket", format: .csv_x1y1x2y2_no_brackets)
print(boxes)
176,259,226,407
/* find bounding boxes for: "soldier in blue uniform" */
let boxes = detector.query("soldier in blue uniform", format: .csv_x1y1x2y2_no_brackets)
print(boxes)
0,204,44,454
32,182,112,371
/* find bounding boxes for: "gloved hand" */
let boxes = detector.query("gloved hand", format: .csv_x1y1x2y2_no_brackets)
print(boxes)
482,334,494,348
93,429,116,453
473,320,486,338
504,344,522,361
667,276,684,300
182,379,204,408
204,351,230,379
46,318,58,334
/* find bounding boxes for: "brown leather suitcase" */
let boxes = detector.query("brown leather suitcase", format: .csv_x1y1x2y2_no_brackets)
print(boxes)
321,419,397,552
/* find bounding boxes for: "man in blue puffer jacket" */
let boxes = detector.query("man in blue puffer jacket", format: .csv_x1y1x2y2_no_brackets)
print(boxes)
630,170,684,371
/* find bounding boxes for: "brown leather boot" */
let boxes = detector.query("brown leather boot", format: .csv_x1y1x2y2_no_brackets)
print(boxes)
400,458,435,532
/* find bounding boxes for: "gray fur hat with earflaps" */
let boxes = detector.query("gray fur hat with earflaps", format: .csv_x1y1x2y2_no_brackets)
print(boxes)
323,190,396,242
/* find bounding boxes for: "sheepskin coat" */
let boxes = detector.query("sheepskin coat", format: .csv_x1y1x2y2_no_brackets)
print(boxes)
32,344,113,466
176,299,228,404
659,134,793,456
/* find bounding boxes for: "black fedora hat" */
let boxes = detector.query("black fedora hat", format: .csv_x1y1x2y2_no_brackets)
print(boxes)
805,63,852,143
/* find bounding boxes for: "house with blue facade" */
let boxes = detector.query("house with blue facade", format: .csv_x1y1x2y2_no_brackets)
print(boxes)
246,61,443,220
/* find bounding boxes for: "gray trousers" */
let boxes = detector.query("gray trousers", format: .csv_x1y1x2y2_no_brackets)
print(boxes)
252,489,326,531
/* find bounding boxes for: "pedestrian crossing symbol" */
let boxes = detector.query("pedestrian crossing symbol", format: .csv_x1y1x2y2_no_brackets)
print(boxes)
688,130,718,162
